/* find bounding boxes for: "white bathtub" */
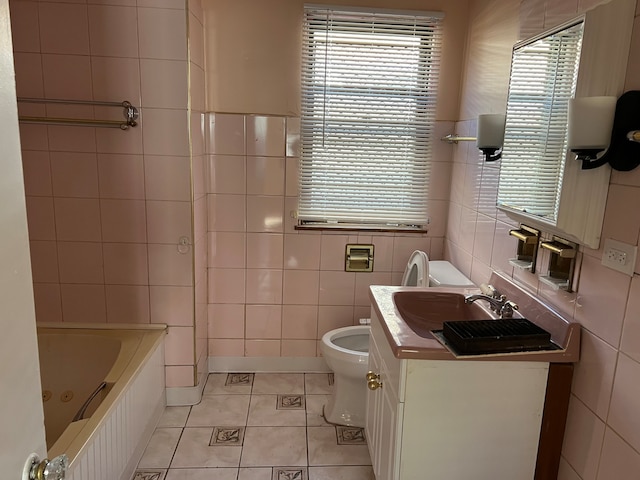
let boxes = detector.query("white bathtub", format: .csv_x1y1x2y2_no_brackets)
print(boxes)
37,324,166,480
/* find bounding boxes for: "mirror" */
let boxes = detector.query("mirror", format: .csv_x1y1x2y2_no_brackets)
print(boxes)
496,0,635,249
498,21,584,224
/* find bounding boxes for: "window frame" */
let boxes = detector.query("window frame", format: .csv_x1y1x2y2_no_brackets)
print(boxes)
297,5,444,232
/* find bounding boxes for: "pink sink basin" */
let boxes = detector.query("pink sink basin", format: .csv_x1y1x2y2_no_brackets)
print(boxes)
392,291,494,339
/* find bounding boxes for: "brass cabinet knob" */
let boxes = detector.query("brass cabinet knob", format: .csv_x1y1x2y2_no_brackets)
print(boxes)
367,379,383,390
366,371,380,381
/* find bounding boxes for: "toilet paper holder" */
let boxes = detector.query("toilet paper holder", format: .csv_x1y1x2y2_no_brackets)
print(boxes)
345,244,374,272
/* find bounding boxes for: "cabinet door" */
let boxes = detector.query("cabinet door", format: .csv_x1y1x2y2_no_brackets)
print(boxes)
366,331,403,480
378,381,402,480
365,333,383,477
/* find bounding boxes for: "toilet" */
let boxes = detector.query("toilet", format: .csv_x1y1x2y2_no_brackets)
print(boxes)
320,250,474,427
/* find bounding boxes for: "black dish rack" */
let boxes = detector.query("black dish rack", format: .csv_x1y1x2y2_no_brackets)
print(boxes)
441,318,557,355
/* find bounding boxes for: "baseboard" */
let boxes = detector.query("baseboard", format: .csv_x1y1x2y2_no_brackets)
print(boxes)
208,356,330,373
165,371,207,406
166,357,330,404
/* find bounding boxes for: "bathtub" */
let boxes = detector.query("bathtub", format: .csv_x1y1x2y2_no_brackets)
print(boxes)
37,324,166,480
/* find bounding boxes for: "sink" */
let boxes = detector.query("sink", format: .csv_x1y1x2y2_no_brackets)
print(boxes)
392,291,494,339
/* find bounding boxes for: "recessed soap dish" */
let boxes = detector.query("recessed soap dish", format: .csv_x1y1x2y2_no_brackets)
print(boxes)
508,225,540,272
509,258,534,270
539,275,569,291
540,236,577,292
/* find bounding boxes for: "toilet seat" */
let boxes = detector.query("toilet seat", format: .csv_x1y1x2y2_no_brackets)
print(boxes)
321,326,370,366
401,250,430,287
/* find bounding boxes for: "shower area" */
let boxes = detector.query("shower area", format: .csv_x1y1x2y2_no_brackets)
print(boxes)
11,0,208,404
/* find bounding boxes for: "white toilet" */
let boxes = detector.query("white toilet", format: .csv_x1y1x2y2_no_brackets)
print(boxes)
320,250,474,427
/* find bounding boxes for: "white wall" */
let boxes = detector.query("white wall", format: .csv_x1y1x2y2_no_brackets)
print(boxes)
0,0,47,475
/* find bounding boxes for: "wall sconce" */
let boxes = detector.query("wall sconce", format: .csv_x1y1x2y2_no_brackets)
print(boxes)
476,114,506,162
440,113,506,163
569,91,640,171
568,96,617,165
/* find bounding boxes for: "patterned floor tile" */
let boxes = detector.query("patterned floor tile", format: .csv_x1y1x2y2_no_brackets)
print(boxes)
335,426,366,445
240,426,307,467
277,394,305,410
252,373,305,394
227,373,255,386
272,467,308,480
203,373,253,395
171,428,242,468
132,471,165,480
210,426,245,446
248,395,306,426
307,427,371,466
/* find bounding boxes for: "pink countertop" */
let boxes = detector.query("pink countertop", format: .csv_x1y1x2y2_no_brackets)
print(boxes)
369,271,581,362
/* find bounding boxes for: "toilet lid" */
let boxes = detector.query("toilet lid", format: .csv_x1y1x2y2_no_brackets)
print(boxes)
401,250,429,287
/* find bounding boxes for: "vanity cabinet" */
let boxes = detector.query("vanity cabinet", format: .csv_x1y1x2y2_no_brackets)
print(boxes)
365,326,401,480
365,310,550,480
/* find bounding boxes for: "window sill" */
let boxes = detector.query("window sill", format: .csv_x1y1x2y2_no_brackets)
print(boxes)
295,223,428,233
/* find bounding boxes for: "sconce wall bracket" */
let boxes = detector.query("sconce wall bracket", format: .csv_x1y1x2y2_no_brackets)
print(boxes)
582,90,640,171
480,147,502,162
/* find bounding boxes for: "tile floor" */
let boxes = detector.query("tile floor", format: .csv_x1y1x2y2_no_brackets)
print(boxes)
133,373,374,480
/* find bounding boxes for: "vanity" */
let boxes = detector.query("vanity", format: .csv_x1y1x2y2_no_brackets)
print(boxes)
365,272,580,480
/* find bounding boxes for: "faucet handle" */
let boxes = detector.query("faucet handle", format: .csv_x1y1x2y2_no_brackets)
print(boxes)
500,300,519,318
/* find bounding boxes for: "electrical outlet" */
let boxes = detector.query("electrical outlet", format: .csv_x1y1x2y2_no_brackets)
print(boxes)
602,238,637,276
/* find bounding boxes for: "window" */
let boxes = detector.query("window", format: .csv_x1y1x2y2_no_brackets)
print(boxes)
298,6,443,230
498,21,584,223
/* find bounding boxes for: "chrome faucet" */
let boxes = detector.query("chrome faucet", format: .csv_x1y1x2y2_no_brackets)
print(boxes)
464,290,519,318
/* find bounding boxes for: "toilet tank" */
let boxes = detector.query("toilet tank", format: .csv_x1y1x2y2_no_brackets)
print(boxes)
428,261,474,287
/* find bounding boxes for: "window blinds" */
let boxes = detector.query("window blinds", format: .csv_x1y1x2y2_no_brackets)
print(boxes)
298,6,443,228
498,21,584,222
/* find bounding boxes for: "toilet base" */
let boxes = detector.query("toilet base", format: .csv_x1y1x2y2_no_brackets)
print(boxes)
324,371,368,428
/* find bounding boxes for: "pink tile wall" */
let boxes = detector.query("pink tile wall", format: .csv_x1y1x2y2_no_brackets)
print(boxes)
10,0,205,388
207,114,450,358
450,0,640,477
445,118,518,287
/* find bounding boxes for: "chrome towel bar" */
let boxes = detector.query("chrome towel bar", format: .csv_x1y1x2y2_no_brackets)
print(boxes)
17,97,139,130
440,134,477,144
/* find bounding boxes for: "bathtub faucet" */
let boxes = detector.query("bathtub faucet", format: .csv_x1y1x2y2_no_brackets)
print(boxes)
464,293,519,318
